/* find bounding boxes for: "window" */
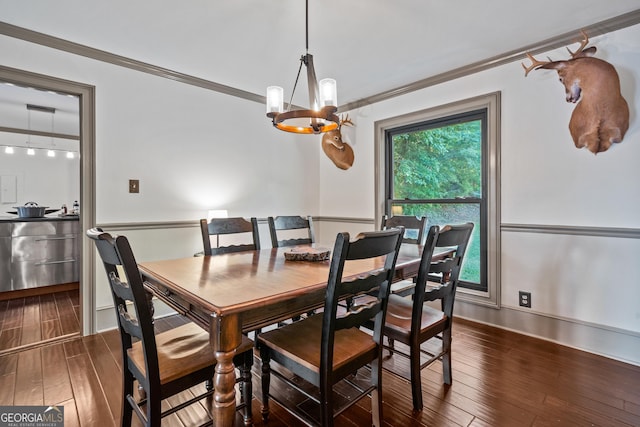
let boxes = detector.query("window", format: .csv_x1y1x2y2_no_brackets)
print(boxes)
386,110,486,290
375,92,501,307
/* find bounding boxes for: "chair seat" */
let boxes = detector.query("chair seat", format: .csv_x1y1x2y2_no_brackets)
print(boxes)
258,314,377,379
128,322,253,385
383,292,448,343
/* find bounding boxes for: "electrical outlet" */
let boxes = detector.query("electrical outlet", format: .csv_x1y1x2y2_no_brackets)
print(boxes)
129,179,139,193
519,291,531,308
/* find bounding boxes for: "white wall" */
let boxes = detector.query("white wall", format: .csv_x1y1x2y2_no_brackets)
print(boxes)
0,35,321,223
1,22,639,364
319,25,640,363
0,33,321,328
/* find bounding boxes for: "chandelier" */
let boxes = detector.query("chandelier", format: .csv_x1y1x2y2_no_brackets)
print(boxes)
266,0,339,134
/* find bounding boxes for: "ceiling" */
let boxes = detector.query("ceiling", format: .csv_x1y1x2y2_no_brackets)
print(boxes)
1,1,640,111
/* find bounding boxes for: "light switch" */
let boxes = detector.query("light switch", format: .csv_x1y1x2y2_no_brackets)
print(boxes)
129,179,139,193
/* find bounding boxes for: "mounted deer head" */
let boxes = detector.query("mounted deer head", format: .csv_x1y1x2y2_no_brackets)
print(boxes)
522,31,629,154
322,114,355,170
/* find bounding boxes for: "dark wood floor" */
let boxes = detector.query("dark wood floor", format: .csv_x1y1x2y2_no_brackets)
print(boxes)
0,289,80,353
0,314,638,426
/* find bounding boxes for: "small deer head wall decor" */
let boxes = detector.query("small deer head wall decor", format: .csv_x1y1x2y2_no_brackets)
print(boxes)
322,114,355,170
522,31,629,154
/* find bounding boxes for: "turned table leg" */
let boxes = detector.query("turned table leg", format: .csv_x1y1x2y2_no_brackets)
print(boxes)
210,313,242,427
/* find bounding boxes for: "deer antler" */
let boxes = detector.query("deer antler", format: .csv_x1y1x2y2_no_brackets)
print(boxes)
521,53,553,76
566,30,590,58
338,114,354,130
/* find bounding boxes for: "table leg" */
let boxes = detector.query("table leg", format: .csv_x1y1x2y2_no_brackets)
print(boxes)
210,313,242,427
213,349,237,426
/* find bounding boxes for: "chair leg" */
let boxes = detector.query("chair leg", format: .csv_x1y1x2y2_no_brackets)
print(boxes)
370,358,383,427
240,352,254,426
259,346,271,423
205,379,213,391
442,329,453,385
121,373,134,427
388,337,395,355
409,341,424,411
146,390,162,427
319,381,334,427
253,328,261,348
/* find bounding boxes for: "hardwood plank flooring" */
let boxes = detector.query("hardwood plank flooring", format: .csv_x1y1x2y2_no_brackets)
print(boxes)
0,289,80,353
0,316,638,426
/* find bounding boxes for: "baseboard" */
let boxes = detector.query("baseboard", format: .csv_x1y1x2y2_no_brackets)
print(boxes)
0,282,79,301
456,300,640,366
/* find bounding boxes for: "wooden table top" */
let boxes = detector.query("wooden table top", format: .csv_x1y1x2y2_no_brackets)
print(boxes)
138,244,425,317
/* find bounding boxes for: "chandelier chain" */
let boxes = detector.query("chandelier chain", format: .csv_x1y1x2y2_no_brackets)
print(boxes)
305,0,309,53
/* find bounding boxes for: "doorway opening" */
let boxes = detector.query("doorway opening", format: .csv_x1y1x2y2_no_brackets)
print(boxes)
0,65,95,354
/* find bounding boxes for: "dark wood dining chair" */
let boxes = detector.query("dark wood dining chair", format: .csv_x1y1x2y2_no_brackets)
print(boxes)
268,215,317,321
379,222,473,412
87,228,254,426
200,216,260,255
381,214,428,297
257,227,404,426
381,214,428,245
267,215,315,248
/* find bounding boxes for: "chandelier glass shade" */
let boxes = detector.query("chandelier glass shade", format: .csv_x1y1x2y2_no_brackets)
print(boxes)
266,0,339,134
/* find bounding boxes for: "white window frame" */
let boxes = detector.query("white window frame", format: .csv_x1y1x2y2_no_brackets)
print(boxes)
374,92,501,308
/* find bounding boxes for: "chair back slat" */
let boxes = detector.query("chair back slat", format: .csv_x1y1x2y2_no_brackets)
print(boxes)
268,215,315,248
433,224,473,248
200,217,260,255
347,230,404,259
108,271,135,301
429,256,461,275
338,270,387,300
335,300,382,331
321,227,404,374
210,243,257,255
118,304,143,340
381,215,427,245
277,237,311,247
207,217,254,235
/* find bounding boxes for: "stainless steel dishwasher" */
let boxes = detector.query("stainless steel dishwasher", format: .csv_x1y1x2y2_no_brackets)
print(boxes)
10,220,79,290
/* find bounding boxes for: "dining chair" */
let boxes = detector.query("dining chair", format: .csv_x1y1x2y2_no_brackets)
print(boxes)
87,228,255,426
381,214,428,297
257,227,404,426
268,215,315,248
200,216,260,255
268,215,318,321
379,222,473,412
381,214,428,245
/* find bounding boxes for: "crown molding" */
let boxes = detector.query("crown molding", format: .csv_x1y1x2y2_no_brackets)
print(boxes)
0,21,265,105
339,8,640,111
3,9,640,111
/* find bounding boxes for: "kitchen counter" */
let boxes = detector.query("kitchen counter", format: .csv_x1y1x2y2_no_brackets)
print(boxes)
0,215,79,222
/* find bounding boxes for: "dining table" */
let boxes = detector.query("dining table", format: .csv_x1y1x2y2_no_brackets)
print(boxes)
138,242,435,426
